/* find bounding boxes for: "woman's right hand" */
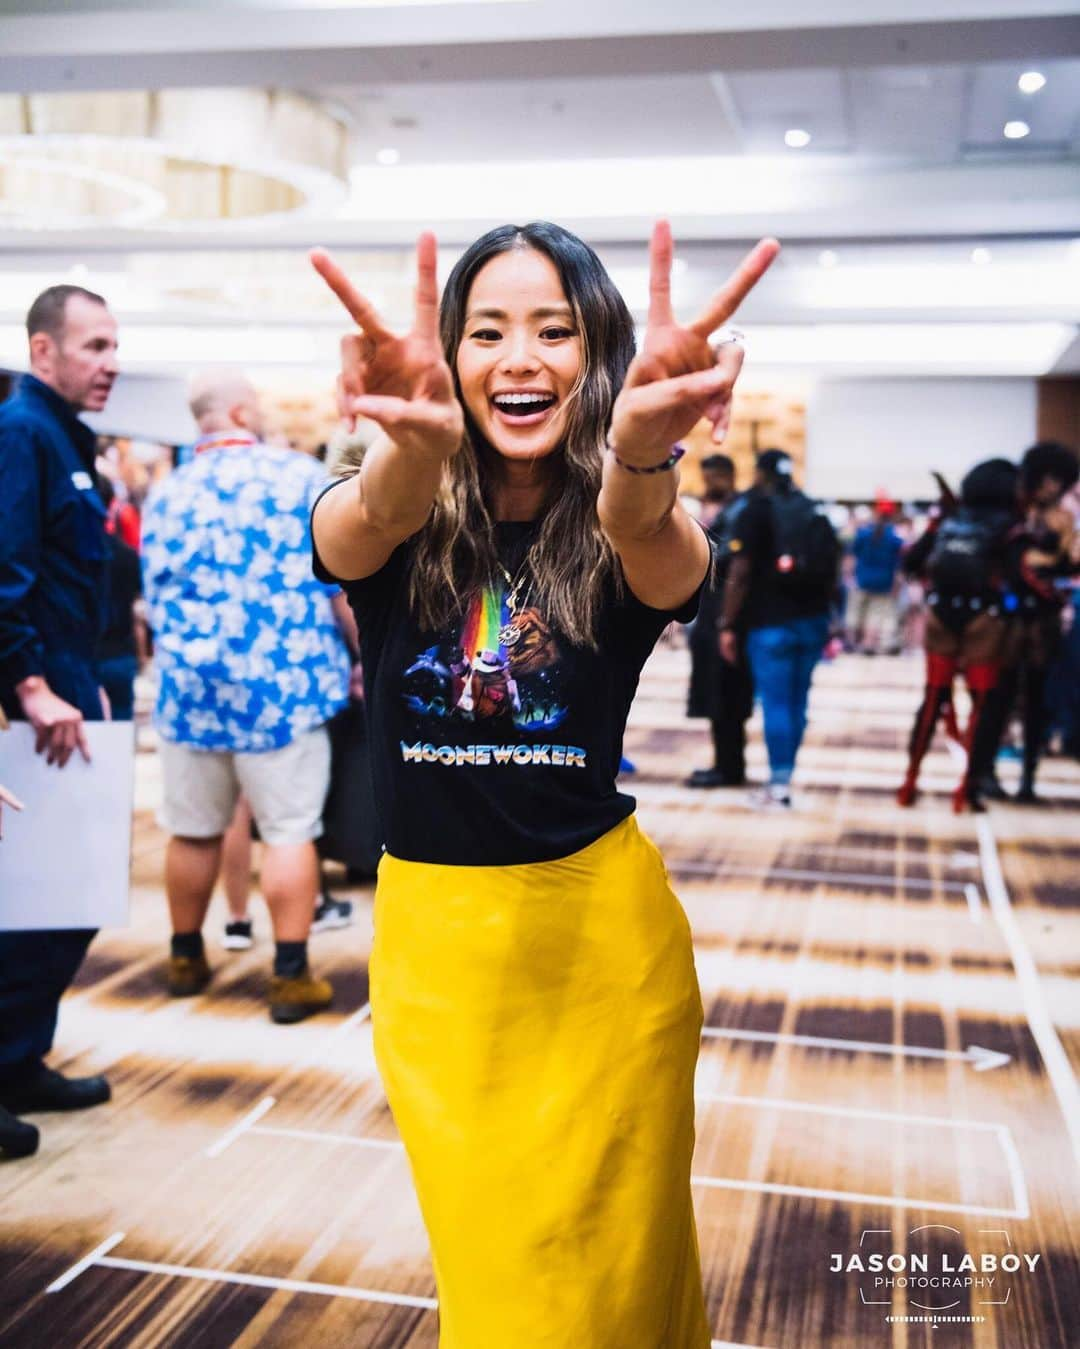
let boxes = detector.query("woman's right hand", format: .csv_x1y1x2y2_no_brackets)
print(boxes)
311,232,464,461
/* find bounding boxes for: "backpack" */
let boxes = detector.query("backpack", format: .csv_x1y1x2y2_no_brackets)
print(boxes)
768,491,839,595
926,509,1003,594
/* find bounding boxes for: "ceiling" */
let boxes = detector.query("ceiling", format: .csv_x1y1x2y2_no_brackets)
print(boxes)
0,0,1077,378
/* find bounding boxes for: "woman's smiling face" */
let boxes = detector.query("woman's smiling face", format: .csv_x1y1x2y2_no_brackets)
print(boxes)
455,246,583,463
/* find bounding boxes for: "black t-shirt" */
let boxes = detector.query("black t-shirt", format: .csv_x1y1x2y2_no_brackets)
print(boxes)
313,484,701,865
729,489,831,629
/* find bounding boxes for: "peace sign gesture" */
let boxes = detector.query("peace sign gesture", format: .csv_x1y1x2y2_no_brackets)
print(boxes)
310,233,464,460
608,221,780,461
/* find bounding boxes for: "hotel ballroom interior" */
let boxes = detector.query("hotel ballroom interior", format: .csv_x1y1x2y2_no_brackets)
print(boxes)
0,2,1078,1347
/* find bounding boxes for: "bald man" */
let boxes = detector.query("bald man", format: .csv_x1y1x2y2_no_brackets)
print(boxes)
141,370,356,1022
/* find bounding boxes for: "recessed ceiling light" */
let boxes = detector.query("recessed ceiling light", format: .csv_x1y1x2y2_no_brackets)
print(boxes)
784,128,811,149
1003,120,1030,140
68,263,90,281
971,247,992,266
818,249,839,269
1018,71,1046,94
376,147,400,165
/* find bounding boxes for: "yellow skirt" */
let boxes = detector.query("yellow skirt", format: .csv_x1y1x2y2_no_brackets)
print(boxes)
371,815,710,1348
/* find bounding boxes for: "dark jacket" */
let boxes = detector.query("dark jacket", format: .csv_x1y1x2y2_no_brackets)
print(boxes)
0,374,108,718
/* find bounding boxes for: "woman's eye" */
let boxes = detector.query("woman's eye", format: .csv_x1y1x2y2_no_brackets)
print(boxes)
470,328,501,341
540,326,575,341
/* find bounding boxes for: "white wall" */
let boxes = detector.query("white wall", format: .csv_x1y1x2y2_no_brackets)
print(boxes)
806,377,1037,501
83,372,196,446
1,366,196,445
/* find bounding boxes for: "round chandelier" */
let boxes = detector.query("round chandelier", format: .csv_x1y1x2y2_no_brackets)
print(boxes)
0,88,350,231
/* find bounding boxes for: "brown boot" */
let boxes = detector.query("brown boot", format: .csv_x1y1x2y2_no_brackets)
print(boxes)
167,953,212,997
268,968,333,1024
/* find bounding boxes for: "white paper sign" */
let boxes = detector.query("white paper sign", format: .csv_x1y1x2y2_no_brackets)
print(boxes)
0,722,134,930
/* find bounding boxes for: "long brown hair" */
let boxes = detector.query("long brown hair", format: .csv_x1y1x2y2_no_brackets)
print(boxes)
409,221,636,647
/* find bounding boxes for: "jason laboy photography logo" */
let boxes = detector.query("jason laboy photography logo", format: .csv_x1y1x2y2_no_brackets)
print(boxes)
831,1226,1043,1326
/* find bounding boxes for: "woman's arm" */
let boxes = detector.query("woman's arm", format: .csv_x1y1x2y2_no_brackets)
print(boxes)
598,222,778,610
310,235,464,581
313,434,451,581
596,467,709,613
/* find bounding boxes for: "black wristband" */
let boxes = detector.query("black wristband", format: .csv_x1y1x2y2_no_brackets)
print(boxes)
607,441,686,475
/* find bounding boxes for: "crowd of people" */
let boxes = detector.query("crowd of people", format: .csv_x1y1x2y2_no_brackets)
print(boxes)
0,285,374,1162
683,448,1080,812
0,244,1077,1343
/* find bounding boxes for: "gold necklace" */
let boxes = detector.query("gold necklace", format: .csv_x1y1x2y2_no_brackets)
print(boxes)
496,559,532,647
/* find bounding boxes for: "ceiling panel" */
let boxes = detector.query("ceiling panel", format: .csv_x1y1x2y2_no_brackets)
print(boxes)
964,57,1080,150
846,65,969,158
724,69,850,155
317,73,741,164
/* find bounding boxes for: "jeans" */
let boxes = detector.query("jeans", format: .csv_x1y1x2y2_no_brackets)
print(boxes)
746,614,830,786
0,929,97,1082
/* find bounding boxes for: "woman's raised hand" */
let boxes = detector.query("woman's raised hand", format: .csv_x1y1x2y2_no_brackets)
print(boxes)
609,221,780,461
310,233,464,460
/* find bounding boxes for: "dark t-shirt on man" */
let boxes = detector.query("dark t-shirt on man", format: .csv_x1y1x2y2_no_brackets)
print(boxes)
728,489,833,630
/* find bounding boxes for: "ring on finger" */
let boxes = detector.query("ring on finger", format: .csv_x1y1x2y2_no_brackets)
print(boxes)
711,327,745,357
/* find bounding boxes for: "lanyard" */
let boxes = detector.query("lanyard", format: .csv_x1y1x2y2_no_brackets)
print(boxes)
193,434,257,455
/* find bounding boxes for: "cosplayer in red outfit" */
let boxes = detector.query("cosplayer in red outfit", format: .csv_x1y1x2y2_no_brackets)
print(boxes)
897,459,1018,812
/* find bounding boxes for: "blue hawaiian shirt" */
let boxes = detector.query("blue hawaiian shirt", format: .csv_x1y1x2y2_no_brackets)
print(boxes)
141,437,351,752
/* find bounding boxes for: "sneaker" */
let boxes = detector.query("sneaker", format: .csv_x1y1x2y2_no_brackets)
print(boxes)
268,969,334,1024
167,952,212,998
311,895,354,934
748,784,792,810
222,918,254,951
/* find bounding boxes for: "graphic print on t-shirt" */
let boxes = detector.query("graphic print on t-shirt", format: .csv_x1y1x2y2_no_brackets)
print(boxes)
401,582,568,731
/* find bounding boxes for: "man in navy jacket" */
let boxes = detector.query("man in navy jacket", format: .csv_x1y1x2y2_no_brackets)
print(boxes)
0,285,119,1159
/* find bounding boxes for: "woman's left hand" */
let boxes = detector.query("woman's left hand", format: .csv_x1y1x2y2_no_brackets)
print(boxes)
609,221,780,463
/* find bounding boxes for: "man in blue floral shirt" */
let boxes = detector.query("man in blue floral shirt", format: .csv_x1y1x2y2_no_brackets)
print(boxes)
141,370,353,1022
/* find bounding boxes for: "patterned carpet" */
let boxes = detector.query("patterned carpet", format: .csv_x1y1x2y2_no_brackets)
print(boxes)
1,647,1077,1348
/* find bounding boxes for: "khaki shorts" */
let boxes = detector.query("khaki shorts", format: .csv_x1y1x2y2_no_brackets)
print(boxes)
158,725,331,846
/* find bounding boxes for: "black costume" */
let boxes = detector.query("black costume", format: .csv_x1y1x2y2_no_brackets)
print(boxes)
969,442,1079,803
686,495,753,786
897,459,1017,812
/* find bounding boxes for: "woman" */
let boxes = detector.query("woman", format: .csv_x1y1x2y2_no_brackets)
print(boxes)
969,441,1078,803
896,459,1018,812
311,220,777,1347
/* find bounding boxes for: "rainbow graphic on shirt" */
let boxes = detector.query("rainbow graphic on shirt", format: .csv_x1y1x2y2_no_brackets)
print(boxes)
460,584,510,664
401,581,568,731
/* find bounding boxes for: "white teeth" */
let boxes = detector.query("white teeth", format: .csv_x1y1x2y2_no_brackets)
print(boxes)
493,393,553,407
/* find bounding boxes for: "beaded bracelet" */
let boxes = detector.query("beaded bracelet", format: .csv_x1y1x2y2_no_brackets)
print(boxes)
607,441,686,475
